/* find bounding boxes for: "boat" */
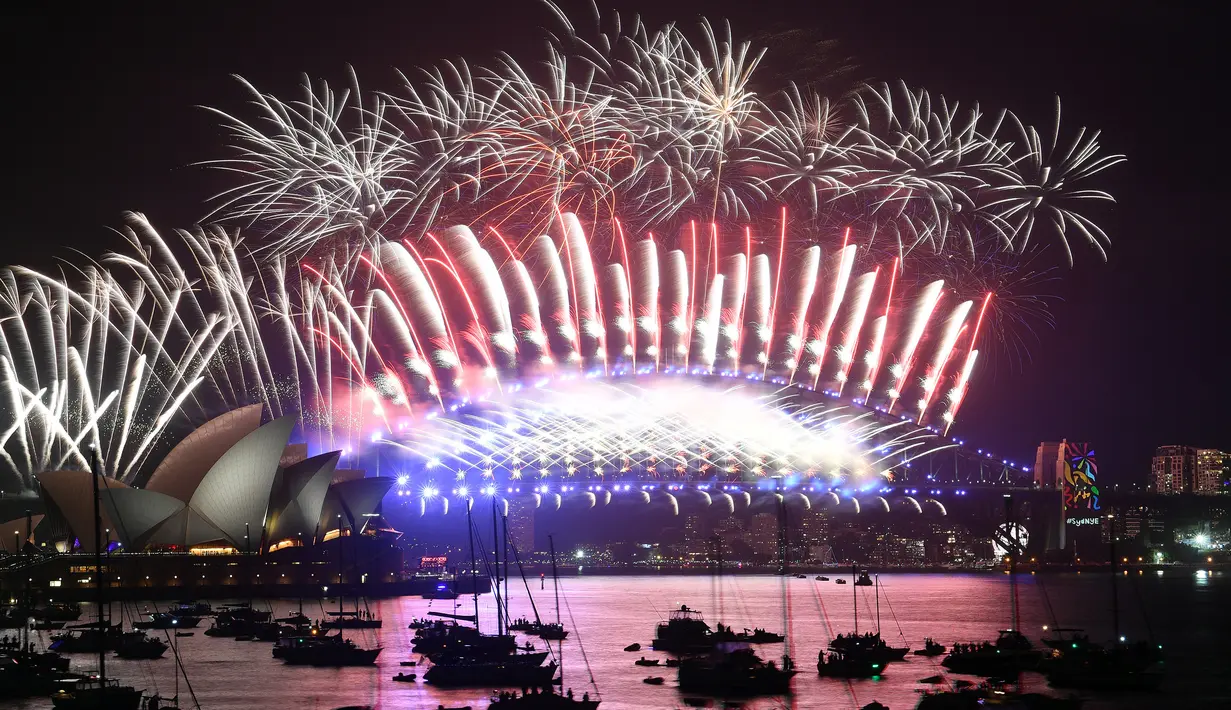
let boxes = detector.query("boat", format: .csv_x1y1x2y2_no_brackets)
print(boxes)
827,570,909,664
1041,535,1163,691
50,455,142,710
48,623,122,654
943,630,1041,676
527,622,569,640
203,605,271,637
488,687,600,709
816,576,829,581
817,648,883,678
275,611,313,627
854,570,874,586
743,628,784,644
322,609,382,630
677,646,796,697
50,675,144,709
835,579,847,585
133,613,201,630
114,632,168,660
942,496,1041,678
634,657,660,666
279,632,381,666
914,638,946,656
174,632,193,638
168,602,213,617
652,605,714,653
424,657,557,688
917,677,1083,709
33,604,82,623
412,618,516,658
392,672,416,682
509,617,537,632
1040,628,1092,651
0,646,77,697
420,500,557,691
794,574,807,579
623,643,640,652
399,661,417,667
423,582,460,600
642,676,664,685
1043,641,1163,691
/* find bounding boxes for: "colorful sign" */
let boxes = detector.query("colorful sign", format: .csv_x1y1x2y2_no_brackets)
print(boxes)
1063,442,1100,511
418,555,448,570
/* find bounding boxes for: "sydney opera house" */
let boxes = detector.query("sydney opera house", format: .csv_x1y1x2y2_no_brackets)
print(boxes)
0,406,428,600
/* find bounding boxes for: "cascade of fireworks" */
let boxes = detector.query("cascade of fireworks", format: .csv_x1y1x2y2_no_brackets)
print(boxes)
0,213,293,488
207,3,1123,264
271,212,1007,449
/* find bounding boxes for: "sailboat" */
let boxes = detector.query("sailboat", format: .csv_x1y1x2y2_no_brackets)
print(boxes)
280,515,381,666
826,570,909,666
1041,521,1164,691
487,535,600,710
0,529,76,698
942,496,1040,677
819,566,891,678
421,498,555,689
50,452,143,709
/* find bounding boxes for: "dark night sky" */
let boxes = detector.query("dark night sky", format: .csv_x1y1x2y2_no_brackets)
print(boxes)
3,1,1227,485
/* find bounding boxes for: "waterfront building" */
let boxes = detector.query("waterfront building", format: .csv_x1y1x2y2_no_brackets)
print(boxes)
1152,446,1197,494
506,496,536,554
1033,441,1067,488
1195,449,1229,494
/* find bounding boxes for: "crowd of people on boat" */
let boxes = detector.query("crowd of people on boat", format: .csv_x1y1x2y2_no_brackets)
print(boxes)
950,641,997,654
493,687,591,702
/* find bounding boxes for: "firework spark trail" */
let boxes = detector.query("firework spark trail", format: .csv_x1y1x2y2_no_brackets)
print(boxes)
804,242,856,387
916,300,973,424
886,279,944,413
834,269,878,396
773,246,820,375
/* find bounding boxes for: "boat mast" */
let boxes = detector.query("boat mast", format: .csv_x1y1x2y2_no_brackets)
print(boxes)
502,509,510,634
549,534,562,684
852,563,857,635
337,514,345,620
491,499,503,638
89,449,106,685
875,574,880,636
466,496,479,632
1109,514,1119,643
1005,494,1018,633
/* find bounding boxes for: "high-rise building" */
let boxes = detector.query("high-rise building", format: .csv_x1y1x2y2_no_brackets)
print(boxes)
1033,441,1066,488
1151,446,1196,494
746,513,778,557
795,508,830,548
506,497,535,553
1195,449,1229,494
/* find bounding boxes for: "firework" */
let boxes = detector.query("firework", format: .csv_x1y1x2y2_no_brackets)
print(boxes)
0,213,295,488
206,4,1122,263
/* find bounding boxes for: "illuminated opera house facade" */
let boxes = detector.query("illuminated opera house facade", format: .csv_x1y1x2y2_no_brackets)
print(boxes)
4,405,416,600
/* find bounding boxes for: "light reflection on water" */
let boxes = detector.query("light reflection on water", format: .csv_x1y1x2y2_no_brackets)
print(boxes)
9,571,1227,709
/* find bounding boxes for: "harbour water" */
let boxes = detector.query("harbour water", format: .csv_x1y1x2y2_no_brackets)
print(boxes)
9,570,1228,709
